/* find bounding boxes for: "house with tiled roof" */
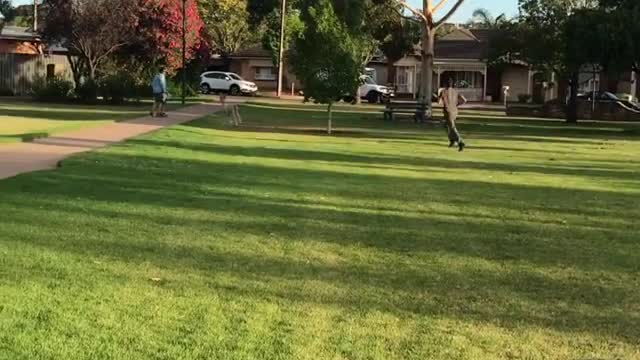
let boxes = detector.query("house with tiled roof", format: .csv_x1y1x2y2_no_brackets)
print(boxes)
228,44,303,94
0,23,71,95
227,27,541,102
367,27,540,102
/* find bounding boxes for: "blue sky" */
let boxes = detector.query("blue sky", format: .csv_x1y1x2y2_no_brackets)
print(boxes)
411,0,519,22
13,0,520,23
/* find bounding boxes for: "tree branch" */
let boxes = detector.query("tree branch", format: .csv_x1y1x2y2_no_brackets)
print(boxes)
432,0,450,14
394,8,422,24
396,0,427,23
434,0,465,28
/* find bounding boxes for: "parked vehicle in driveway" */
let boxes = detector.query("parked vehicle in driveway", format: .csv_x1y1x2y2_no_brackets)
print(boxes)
576,91,640,112
577,91,619,102
200,71,258,96
341,75,394,104
359,75,394,103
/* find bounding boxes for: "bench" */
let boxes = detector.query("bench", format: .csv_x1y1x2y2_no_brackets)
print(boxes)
383,101,428,123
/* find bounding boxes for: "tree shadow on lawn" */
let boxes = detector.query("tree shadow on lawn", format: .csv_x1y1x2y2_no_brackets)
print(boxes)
4,214,638,346
1,154,639,344
1,106,146,121
4,152,638,269
188,111,639,150
128,138,640,183
5,176,640,343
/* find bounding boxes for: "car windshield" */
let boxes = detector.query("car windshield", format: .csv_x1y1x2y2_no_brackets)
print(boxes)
229,74,243,81
363,76,376,85
603,92,619,100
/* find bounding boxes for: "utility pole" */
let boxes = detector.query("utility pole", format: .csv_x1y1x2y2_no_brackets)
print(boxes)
181,0,187,105
276,0,286,97
33,0,38,32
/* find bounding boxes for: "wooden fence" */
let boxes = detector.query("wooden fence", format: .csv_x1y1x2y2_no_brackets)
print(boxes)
0,53,72,95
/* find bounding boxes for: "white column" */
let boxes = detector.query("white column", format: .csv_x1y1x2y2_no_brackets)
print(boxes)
527,70,533,96
483,67,488,102
436,67,441,93
631,71,637,99
414,64,418,99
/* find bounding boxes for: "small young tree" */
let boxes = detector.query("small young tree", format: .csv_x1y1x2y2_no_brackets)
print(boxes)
290,0,361,134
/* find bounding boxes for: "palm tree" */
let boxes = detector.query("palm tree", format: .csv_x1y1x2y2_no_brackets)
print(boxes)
469,8,507,29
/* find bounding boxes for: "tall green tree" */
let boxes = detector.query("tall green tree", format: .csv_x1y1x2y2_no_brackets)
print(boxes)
261,5,305,66
200,0,253,65
494,0,598,122
0,0,15,24
468,8,507,28
370,1,421,84
598,0,640,96
247,0,279,27
290,0,361,134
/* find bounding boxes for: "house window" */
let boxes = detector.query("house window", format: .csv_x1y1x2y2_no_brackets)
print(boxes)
254,67,276,81
46,64,56,80
441,71,482,88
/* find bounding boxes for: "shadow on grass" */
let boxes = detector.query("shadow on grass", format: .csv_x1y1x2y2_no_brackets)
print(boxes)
188,105,640,146
1,151,638,344
0,133,49,142
128,138,639,182
0,107,146,121
3,151,638,270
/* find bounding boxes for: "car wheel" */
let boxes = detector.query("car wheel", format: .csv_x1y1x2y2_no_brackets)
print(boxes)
367,91,380,104
230,85,241,96
200,83,211,94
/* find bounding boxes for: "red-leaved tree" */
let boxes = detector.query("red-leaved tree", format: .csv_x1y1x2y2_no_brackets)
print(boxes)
134,0,205,73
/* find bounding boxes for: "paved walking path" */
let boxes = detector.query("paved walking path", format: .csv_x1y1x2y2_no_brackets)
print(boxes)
0,103,222,180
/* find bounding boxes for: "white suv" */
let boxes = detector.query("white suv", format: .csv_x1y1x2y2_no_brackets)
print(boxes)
200,71,258,96
358,75,394,103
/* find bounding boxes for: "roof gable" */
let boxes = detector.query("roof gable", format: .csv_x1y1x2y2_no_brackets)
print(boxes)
439,28,479,42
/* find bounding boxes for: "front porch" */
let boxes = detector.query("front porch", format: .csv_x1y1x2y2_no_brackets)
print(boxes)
393,60,488,102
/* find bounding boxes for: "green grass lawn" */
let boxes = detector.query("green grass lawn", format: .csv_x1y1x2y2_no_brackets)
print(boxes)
0,103,639,359
0,99,205,144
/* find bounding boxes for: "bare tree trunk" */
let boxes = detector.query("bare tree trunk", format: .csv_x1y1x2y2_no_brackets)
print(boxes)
607,73,619,93
567,72,579,124
420,28,435,118
88,61,97,81
387,61,397,86
558,76,568,105
634,69,639,100
327,102,333,134
68,54,84,86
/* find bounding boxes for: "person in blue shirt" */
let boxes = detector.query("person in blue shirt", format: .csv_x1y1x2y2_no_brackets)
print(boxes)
151,67,168,117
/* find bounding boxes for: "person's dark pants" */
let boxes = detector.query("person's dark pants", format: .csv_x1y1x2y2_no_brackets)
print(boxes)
444,110,462,143
152,93,167,117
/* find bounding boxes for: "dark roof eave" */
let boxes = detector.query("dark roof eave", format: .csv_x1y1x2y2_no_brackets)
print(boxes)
230,56,271,60
0,36,41,41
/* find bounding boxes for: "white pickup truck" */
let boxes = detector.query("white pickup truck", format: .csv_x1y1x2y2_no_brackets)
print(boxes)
341,74,394,104
358,75,395,103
